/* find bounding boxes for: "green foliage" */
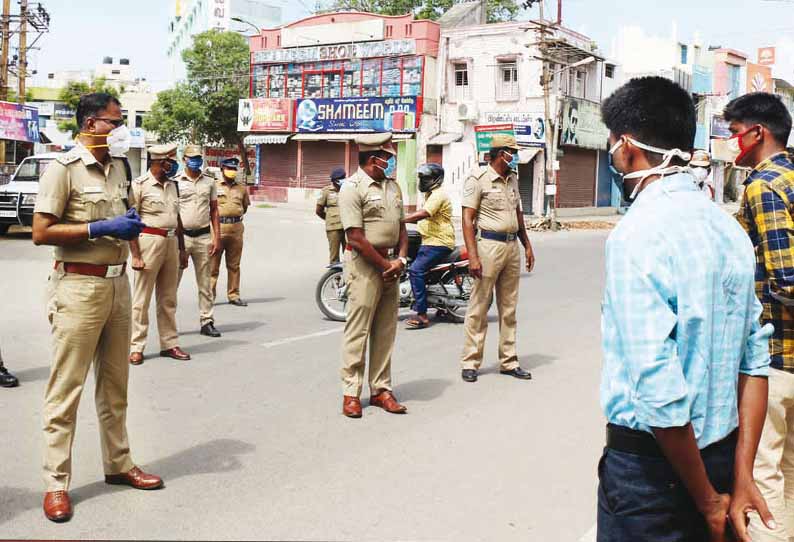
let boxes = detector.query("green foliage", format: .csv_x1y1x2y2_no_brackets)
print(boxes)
146,30,249,154
328,0,518,23
57,77,123,137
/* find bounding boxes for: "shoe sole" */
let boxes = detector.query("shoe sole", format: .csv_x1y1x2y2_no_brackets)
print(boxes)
104,478,165,490
500,372,532,380
0,382,19,388
45,513,72,523
160,353,191,361
343,412,362,418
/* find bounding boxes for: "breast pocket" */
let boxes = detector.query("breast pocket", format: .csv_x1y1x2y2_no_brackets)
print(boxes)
363,197,385,220
81,192,112,221
483,191,506,211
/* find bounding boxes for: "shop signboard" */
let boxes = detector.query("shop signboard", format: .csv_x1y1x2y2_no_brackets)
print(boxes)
0,101,39,143
253,38,416,64
560,98,608,150
238,98,293,132
294,96,420,133
204,146,256,171
711,115,732,139
474,124,515,153
481,111,545,147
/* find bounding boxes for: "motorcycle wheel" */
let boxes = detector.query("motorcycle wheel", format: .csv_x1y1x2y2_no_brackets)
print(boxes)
316,268,348,322
443,274,477,324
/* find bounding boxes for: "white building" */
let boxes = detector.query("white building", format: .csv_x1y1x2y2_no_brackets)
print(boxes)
44,57,152,94
167,0,284,83
435,15,612,215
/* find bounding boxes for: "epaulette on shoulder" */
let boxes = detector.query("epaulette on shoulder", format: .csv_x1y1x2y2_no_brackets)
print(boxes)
54,152,80,166
133,174,148,184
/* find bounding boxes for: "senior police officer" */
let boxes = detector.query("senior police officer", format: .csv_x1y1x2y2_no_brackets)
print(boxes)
339,133,409,418
210,157,250,307
32,92,163,523
128,143,191,364
177,144,222,337
460,133,536,383
315,167,346,263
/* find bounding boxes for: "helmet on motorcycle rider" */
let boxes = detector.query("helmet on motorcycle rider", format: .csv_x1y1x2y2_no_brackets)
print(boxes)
417,163,444,193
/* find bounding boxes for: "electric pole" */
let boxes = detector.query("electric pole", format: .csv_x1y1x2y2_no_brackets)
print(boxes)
0,0,10,102
18,0,26,104
538,2,559,230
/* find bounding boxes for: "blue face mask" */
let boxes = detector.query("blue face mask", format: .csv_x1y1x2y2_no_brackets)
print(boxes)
505,151,518,171
165,159,180,178
608,144,628,202
186,156,203,171
375,155,397,179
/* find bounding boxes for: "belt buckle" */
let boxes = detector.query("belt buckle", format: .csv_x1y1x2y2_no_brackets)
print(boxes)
105,264,124,278
507,233,517,242
166,230,176,238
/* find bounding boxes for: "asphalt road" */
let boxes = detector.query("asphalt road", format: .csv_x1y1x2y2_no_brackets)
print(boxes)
0,204,609,541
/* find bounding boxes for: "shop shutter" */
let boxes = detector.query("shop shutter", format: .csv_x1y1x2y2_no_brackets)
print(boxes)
260,141,298,187
557,147,596,208
301,141,348,189
517,161,534,215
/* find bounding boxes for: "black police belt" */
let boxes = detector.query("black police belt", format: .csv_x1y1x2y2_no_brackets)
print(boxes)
184,226,211,238
219,216,243,224
479,230,518,242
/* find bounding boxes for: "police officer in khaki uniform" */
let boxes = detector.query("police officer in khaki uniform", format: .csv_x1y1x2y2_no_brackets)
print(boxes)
460,134,536,383
339,133,409,419
177,144,222,337
316,167,346,263
128,143,191,364
211,157,250,307
32,93,163,523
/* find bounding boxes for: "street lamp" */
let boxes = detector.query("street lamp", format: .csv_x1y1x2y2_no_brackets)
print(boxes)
231,16,261,36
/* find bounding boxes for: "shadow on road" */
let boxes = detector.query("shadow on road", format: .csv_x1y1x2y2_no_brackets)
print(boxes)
181,320,266,336
479,354,558,375
10,365,51,383
214,297,285,306
394,378,453,402
180,339,249,356
0,438,255,527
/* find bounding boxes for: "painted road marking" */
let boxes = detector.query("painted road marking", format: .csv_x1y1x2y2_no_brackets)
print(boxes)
262,327,343,348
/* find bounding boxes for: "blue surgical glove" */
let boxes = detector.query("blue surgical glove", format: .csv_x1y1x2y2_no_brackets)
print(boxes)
88,208,146,241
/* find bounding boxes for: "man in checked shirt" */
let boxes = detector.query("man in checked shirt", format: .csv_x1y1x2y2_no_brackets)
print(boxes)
728,92,794,542
598,77,775,542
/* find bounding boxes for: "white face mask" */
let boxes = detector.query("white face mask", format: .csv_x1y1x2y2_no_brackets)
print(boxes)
691,167,709,182
608,137,692,200
107,125,131,156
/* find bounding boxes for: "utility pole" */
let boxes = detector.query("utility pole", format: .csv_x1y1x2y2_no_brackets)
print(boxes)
18,0,26,104
0,0,10,102
538,2,559,230
557,0,562,25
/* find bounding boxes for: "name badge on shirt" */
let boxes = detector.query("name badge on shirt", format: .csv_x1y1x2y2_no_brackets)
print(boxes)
484,189,501,194
367,196,382,202
83,186,103,194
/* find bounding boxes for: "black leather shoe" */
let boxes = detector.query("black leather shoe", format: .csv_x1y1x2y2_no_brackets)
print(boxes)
200,322,221,337
461,369,478,383
229,299,248,307
0,365,19,388
500,367,532,380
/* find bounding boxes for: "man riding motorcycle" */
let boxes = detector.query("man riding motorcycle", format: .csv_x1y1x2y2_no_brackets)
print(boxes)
402,163,456,329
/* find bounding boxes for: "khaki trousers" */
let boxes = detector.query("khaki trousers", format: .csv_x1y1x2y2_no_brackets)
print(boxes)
749,368,794,542
341,250,399,397
211,222,244,302
130,234,180,352
178,233,215,326
461,238,521,371
43,270,135,491
327,229,345,264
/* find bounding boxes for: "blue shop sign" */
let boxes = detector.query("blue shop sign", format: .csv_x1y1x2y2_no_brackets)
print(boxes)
295,96,421,133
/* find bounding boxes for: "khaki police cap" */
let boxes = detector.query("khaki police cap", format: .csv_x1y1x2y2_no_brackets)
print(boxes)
184,144,202,158
356,132,397,156
149,143,178,160
490,133,519,151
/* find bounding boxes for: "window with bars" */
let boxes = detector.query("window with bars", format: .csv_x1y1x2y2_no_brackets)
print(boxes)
496,61,518,101
453,63,470,101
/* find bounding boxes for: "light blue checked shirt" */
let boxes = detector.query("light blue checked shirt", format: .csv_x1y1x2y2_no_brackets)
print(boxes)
601,173,772,449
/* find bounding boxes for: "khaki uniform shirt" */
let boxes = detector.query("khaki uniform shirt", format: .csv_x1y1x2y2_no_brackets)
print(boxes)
317,184,343,231
216,179,250,218
462,165,521,234
339,168,404,249
177,171,217,230
130,172,180,229
34,143,129,265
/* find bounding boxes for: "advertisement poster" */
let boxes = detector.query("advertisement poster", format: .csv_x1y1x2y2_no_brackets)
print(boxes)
0,101,39,143
747,62,773,93
561,98,608,150
758,47,776,66
294,96,421,133
474,124,516,152
238,98,293,132
481,112,545,147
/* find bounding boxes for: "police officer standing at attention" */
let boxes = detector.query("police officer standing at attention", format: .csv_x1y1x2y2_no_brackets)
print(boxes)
210,157,250,307
177,144,222,338
460,134,535,383
32,93,162,523
315,167,346,263
128,143,191,365
339,133,409,418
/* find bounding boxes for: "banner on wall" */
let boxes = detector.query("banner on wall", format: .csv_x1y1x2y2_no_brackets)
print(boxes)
204,146,256,171
747,62,773,93
0,101,39,143
294,96,421,133
560,98,608,150
238,98,293,132
474,124,516,153
481,111,545,147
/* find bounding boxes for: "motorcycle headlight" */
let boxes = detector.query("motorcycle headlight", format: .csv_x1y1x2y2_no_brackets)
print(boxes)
22,194,36,205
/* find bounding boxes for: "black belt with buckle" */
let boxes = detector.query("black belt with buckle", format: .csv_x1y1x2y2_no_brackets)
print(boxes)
219,216,243,224
479,230,518,242
606,423,738,458
184,226,211,238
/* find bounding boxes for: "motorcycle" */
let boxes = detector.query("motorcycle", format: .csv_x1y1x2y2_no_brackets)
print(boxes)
315,231,476,323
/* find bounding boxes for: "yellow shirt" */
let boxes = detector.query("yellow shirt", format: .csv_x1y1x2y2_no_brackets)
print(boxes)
417,187,455,249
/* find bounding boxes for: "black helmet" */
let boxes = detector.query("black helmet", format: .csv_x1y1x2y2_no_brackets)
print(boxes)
417,163,444,193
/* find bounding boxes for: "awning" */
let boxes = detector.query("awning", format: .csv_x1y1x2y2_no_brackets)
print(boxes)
244,134,290,145
427,132,463,145
292,132,416,142
518,147,541,164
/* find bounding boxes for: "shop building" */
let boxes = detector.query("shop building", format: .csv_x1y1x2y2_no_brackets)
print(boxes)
243,11,440,206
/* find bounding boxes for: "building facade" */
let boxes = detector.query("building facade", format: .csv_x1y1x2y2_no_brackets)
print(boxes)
168,0,283,83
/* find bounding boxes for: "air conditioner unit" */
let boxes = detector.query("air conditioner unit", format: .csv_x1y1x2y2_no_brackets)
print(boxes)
457,101,478,121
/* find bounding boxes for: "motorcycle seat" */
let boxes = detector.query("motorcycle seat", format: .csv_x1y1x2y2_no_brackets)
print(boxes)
438,246,468,265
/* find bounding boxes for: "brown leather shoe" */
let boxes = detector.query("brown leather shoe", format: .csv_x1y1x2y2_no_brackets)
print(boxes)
43,490,72,523
129,352,144,366
105,466,164,490
370,390,407,414
160,347,191,361
342,396,362,418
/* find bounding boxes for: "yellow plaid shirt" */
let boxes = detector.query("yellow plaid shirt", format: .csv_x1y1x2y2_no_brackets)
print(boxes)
737,151,794,371
417,188,455,249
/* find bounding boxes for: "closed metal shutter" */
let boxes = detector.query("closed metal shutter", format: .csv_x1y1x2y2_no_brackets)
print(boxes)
260,141,298,187
557,147,596,208
517,161,534,214
301,141,348,189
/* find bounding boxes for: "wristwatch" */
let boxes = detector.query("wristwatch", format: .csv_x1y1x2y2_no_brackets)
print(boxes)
398,256,408,267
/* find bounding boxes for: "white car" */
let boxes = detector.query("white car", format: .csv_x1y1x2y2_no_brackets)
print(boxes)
0,153,59,234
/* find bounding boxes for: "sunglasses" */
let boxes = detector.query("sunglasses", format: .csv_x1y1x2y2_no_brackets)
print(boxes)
92,117,125,128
